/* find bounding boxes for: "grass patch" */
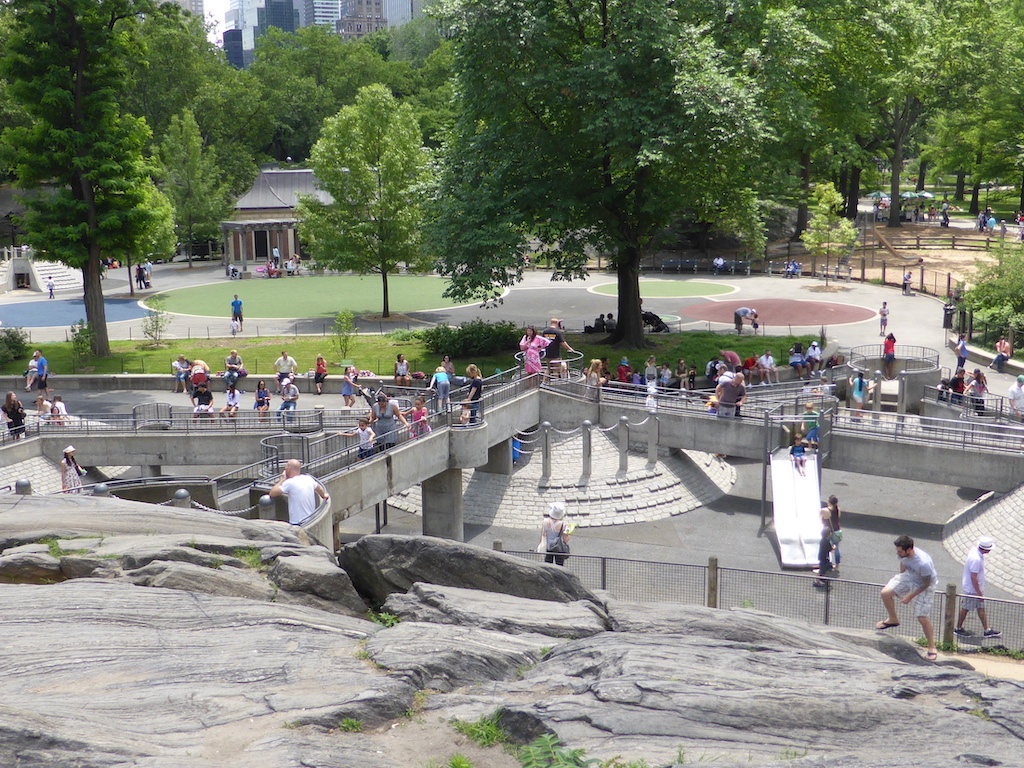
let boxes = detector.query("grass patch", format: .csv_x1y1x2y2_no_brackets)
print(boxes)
337,718,363,732
450,712,507,749
0,330,819,384
232,547,265,570
37,537,89,558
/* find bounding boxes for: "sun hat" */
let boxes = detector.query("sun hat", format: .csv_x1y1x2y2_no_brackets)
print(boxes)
549,502,566,520
620,357,629,365
63,445,76,454
978,536,995,551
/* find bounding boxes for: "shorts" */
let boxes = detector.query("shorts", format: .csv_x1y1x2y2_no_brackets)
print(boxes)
314,373,327,384
960,595,984,612
232,311,243,321
36,375,48,390
277,371,292,381
886,573,933,617
880,318,888,327
790,360,804,370
358,446,374,460
806,426,819,442
883,353,895,363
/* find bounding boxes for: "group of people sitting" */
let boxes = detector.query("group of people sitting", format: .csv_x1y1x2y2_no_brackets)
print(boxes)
587,313,618,334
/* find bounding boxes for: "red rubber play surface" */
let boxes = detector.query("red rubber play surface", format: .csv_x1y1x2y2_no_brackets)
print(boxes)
681,299,875,326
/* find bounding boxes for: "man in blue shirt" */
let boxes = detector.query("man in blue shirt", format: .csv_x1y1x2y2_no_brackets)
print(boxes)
230,295,243,332
34,350,50,395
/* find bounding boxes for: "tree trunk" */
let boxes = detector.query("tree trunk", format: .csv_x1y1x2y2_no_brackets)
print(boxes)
126,257,134,297
887,141,904,229
916,159,928,191
187,241,193,269
846,166,862,218
969,184,980,216
955,172,966,200
792,151,811,240
607,248,648,349
381,270,391,318
84,248,110,356
1018,171,1024,214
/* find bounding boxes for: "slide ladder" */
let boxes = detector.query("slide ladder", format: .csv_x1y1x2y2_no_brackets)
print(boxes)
769,448,822,568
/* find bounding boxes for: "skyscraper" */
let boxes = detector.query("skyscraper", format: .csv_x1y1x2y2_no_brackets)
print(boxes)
304,0,342,28
224,0,299,67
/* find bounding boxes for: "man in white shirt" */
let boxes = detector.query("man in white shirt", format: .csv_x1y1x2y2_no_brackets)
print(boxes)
876,535,939,660
270,459,329,525
805,341,823,373
1008,376,1024,420
274,349,298,392
756,350,779,385
955,537,1000,638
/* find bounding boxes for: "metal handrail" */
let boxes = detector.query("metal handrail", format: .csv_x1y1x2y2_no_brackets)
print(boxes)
848,343,940,373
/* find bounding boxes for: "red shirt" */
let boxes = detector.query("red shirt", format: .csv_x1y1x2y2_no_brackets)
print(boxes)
883,338,895,355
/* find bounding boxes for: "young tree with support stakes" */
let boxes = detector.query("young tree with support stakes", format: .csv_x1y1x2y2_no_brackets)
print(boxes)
298,84,432,318
801,183,858,288
0,0,156,356
428,0,764,349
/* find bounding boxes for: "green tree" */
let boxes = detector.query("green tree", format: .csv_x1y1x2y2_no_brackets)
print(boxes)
1,0,156,356
159,108,231,268
429,0,764,348
801,183,857,287
299,84,431,318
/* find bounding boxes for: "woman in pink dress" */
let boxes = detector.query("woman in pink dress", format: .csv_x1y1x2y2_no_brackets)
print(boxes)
519,325,550,376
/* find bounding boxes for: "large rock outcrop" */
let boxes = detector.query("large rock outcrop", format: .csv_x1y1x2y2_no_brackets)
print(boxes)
339,533,600,606
1,494,1023,767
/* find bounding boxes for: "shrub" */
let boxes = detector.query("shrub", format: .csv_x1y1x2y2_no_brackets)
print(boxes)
421,319,520,358
0,326,29,365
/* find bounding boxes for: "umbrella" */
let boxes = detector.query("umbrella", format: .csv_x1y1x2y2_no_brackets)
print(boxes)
866,191,890,199
900,191,919,199
916,190,935,199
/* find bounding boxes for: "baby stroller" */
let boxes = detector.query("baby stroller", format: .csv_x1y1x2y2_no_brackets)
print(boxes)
642,311,671,333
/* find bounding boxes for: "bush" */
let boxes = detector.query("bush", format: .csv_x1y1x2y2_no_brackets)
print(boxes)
0,326,29,365
420,319,520,358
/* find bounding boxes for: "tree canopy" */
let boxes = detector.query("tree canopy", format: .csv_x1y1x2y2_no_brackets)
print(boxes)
298,84,432,318
1,0,157,356
430,0,764,347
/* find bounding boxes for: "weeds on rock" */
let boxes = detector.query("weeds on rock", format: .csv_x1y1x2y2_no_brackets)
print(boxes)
338,718,363,732
232,547,265,570
367,609,400,627
450,712,507,748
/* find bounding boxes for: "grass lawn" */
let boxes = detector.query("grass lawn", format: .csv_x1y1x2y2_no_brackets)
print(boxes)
150,274,464,318
2,331,822,383
591,279,734,298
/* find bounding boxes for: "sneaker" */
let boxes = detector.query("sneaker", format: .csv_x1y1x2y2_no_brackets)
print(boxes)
983,628,1002,638
953,627,972,637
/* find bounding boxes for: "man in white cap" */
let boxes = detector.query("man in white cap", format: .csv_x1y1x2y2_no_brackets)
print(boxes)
277,377,300,421
955,537,1000,638
805,340,823,373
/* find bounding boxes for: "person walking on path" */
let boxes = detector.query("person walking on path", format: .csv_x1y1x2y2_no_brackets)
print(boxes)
878,301,889,336
875,534,939,661
902,271,912,295
230,295,243,332
341,365,359,408
370,392,409,451
46,277,55,299
955,334,968,371
954,536,1001,639
2,391,27,440
60,444,84,494
540,502,571,566
813,501,837,585
428,366,451,410
270,458,329,525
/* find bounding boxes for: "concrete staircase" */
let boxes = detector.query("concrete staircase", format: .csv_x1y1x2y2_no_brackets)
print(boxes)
0,260,10,293
31,261,82,294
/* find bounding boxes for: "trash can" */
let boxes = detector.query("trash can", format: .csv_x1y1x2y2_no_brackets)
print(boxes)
942,304,956,330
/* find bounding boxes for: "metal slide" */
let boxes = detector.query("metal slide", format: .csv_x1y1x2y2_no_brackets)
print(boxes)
770,449,823,568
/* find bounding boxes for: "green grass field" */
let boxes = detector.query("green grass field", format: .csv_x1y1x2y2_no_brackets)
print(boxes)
150,274,464,318
592,279,734,298
2,331,819,383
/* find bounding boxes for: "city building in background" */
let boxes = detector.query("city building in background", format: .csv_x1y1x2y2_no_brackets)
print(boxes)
223,0,299,67
166,0,205,16
337,0,385,40
304,0,342,28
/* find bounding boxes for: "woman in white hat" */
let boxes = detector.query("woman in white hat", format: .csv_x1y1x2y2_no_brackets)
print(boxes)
540,502,571,566
61,445,84,494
